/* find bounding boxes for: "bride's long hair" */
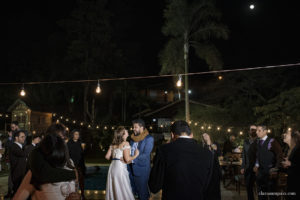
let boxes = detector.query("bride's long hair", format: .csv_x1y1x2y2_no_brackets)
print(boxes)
112,126,126,146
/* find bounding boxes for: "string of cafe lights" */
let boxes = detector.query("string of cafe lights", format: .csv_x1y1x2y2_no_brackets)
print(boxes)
0,62,299,97
1,112,294,135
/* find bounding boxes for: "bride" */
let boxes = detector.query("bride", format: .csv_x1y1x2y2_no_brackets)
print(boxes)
105,126,139,200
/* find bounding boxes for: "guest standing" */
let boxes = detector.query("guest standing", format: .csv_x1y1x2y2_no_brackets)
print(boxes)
223,135,236,156
202,133,221,200
241,125,258,200
67,129,86,199
24,134,41,160
4,122,19,198
9,130,27,195
28,123,76,190
149,120,213,200
282,129,300,200
13,133,77,200
254,125,283,200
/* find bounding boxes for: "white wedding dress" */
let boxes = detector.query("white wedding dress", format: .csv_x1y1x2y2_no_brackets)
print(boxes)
105,145,135,200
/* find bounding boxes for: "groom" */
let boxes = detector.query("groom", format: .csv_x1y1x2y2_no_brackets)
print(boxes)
128,119,154,200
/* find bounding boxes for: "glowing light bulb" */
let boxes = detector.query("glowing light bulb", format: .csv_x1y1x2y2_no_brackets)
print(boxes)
250,4,255,10
218,76,223,80
20,84,26,96
240,131,243,135
176,75,182,88
96,80,101,94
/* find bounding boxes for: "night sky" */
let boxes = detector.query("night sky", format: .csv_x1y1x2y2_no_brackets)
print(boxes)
5,0,300,79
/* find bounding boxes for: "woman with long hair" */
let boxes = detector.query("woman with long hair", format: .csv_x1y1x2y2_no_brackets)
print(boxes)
13,133,78,200
282,129,300,200
105,126,139,200
67,129,86,199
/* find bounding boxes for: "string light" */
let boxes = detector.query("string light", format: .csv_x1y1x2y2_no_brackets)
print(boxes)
149,126,153,130
227,128,231,132
201,126,204,130
96,125,99,129
66,118,69,122
80,122,83,126
208,126,211,130
250,4,255,10
73,120,76,124
240,131,243,135
194,122,198,126
267,129,271,133
96,80,101,94
218,75,223,80
176,75,182,88
20,84,26,96
288,127,292,131
104,126,108,130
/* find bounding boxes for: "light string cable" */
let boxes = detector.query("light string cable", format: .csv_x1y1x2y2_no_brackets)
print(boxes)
0,62,299,85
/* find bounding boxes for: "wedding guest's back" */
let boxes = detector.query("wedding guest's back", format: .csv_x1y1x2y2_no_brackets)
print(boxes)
13,133,76,200
149,120,213,200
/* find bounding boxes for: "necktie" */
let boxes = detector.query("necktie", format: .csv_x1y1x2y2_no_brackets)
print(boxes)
259,139,264,146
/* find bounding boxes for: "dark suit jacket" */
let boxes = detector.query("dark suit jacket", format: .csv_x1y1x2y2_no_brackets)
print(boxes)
149,138,213,200
24,144,36,160
241,138,257,173
9,143,27,184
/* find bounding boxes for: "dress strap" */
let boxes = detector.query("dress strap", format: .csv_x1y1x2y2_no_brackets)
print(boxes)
122,145,131,150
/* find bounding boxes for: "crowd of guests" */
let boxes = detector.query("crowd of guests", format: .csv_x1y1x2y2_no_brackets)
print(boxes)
0,119,299,200
2,121,85,200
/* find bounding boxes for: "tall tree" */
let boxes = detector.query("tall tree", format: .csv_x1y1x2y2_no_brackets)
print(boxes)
59,0,123,123
160,0,229,121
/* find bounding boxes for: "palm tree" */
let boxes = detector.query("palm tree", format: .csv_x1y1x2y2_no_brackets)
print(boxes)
160,0,229,121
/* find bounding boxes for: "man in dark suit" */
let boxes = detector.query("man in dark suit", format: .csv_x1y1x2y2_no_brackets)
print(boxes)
241,125,258,200
254,125,283,200
9,130,27,195
149,120,213,200
223,135,236,156
24,134,41,159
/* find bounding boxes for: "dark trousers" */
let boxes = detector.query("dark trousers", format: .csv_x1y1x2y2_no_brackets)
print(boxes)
256,171,278,200
245,170,256,200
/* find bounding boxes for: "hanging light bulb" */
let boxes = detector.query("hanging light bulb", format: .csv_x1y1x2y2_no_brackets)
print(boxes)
176,75,182,88
96,80,101,94
20,84,26,96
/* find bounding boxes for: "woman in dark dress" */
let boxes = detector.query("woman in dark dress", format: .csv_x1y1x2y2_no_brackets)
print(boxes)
67,129,86,199
202,133,221,200
282,130,300,200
